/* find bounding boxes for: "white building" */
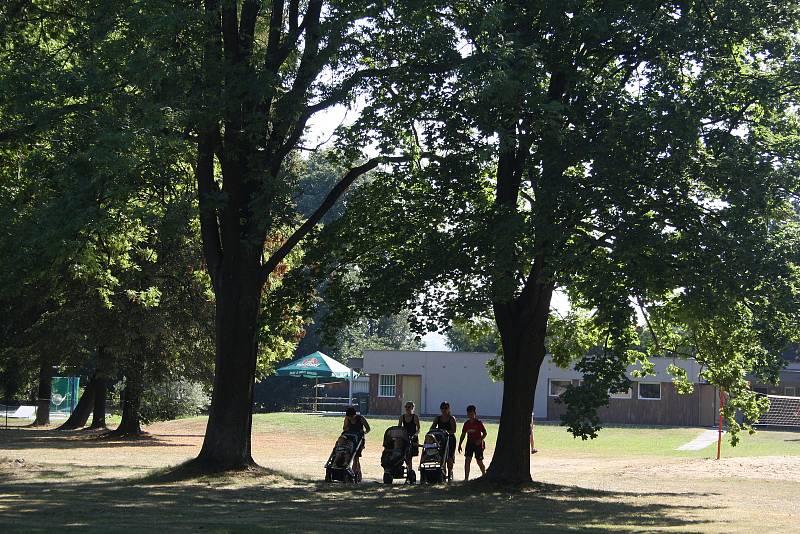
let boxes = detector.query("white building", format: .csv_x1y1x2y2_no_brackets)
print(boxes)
360,350,719,426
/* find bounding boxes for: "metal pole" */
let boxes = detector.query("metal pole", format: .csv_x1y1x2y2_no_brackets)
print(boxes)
348,367,353,408
716,389,724,460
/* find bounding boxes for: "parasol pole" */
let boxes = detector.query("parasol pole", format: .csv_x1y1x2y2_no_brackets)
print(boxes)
348,366,354,408
314,377,319,412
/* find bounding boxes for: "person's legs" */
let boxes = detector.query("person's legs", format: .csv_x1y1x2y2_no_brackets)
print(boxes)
472,442,485,476
448,438,456,480
476,457,485,475
464,457,471,480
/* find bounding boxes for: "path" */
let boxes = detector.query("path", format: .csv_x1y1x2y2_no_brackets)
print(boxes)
675,429,724,451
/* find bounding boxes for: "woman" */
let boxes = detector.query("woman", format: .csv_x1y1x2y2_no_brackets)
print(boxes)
399,401,420,472
343,406,370,481
429,401,457,481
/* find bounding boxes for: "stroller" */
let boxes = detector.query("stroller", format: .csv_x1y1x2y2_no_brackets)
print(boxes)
324,431,364,483
419,428,451,484
380,426,416,485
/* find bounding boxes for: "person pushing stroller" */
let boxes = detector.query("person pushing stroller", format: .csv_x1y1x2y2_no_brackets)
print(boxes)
399,401,420,473
428,401,457,481
343,406,370,481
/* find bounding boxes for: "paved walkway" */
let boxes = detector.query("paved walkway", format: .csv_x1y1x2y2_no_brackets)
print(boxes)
675,429,724,451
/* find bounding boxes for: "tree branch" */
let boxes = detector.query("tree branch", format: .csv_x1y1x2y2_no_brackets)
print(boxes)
239,0,262,57
260,155,414,279
0,102,92,144
221,1,240,62
264,0,285,61
197,128,223,289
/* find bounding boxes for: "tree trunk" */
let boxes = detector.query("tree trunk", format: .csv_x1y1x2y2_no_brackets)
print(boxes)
485,279,553,483
58,378,96,430
110,371,144,436
89,347,108,429
195,268,262,470
31,360,53,426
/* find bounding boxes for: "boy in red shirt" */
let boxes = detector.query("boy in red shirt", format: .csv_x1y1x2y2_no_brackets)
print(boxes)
458,404,487,480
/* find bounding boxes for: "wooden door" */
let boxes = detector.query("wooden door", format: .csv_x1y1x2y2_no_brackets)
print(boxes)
402,375,422,414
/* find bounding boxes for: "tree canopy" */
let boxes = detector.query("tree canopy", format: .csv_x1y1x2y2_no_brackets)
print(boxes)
319,0,800,480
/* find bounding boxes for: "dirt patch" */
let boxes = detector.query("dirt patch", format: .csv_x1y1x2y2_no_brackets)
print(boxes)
623,455,800,482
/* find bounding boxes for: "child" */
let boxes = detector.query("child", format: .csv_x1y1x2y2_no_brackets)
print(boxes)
429,401,457,481
530,411,538,454
343,406,370,481
458,404,487,480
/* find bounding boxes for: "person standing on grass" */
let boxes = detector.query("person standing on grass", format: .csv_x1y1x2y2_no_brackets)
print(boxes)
458,405,487,480
530,411,538,454
429,401,457,481
344,406,370,481
399,401,420,472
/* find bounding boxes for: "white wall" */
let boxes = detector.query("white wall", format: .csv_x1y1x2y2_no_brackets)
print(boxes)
363,351,504,417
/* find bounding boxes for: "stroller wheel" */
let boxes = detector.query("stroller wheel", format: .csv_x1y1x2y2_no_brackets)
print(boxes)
383,472,393,484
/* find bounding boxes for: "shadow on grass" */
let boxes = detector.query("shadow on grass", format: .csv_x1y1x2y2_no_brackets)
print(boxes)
0,463,716,533
0,428,192,450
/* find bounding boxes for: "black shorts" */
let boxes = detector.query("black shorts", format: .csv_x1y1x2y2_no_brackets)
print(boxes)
448,437,456,459
465,440,484,460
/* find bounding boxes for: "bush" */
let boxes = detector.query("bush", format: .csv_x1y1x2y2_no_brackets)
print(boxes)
139,380,210,424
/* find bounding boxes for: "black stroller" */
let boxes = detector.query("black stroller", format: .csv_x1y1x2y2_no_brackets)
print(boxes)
380,426,417,485
419,428,451,484
324,431,364,483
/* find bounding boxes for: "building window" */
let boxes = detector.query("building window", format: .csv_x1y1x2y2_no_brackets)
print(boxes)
610,388,633,399
549,380,572,397
785,386,797,397
378,374,396,397
638,382,661,400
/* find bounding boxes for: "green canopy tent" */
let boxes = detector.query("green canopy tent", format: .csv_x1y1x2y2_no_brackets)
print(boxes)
275,352,357,411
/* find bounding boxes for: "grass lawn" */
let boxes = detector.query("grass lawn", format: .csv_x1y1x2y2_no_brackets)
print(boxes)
1,413,798,532
253,412,799,458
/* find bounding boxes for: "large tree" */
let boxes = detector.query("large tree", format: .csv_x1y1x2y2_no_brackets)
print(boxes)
322,1,800,482
187,0,455,469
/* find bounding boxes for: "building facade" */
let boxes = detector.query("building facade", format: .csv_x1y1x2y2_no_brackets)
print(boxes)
362,350,723,426
362,351,504,417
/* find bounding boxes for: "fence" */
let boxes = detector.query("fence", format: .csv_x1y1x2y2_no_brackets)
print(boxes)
755,393,800,428
296,396,354,413
51,377,80,416
1,402,37,429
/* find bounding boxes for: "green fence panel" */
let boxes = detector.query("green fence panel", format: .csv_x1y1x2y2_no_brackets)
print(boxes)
51,377,80,414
